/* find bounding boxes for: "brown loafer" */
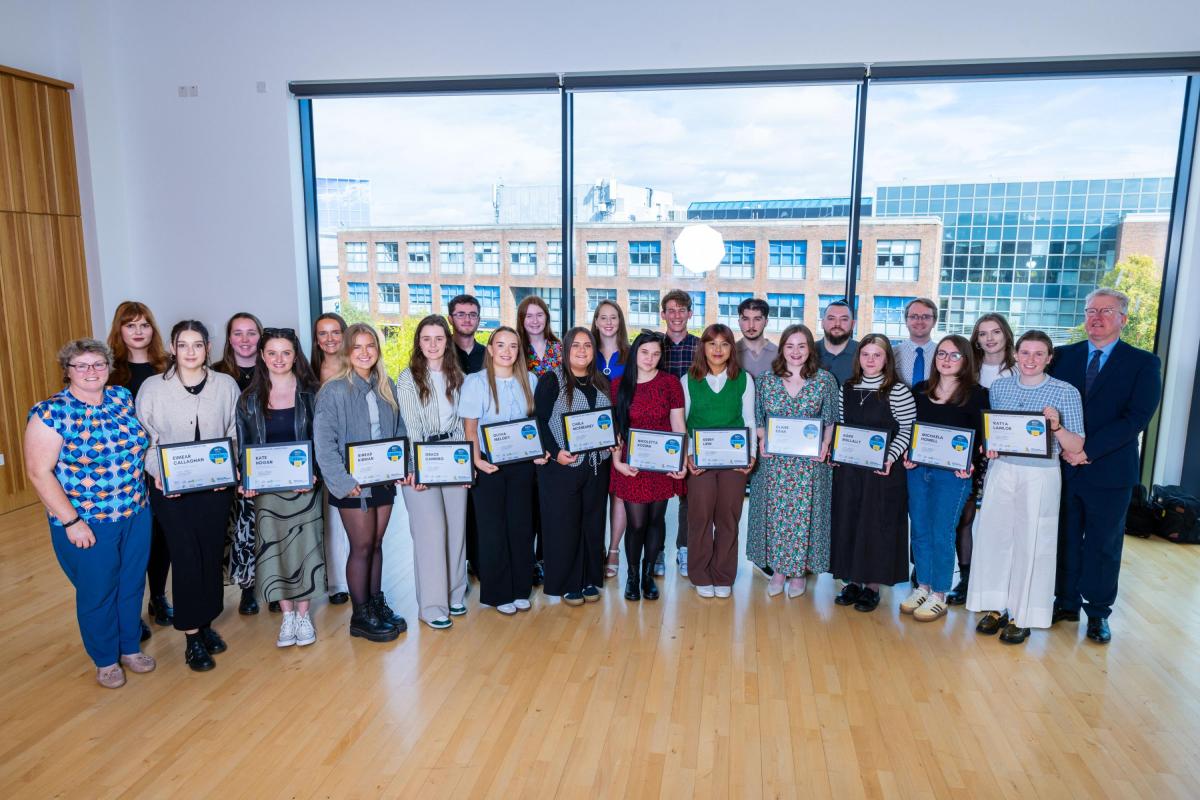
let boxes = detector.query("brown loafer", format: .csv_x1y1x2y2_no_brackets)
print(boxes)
120,652,157,673
96,664,126,689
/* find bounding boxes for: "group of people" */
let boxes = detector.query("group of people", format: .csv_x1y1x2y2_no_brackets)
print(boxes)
26,285,1160,689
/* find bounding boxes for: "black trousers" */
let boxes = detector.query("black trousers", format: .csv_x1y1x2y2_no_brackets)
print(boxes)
538,460,610,596
472,462,536,607
151,486,232,631
1056,480,1132,620
146,515,171,597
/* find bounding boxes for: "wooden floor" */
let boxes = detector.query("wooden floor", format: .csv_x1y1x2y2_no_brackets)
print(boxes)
2,502,1200,800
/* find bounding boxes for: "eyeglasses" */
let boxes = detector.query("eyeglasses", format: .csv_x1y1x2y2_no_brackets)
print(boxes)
907,314,935,322
1083,307,1121,318
934,351,963,361
451,311,480,320
262,327,295,338
68,362,109,373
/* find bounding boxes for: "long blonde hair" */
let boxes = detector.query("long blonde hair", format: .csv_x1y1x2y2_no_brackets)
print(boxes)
483,326,534,416
332,323,398,411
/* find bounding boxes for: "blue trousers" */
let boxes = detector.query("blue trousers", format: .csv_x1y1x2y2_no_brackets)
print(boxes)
907,466,970,593
1056,480,1132,620
51,508,151,667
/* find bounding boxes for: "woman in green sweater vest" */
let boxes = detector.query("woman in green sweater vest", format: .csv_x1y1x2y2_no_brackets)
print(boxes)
682,324,757,598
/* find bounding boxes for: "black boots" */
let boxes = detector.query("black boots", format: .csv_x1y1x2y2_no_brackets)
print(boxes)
946,565,970,606
148,594,173,625
350,601,400,642
641,562,660,601
370,592,408,632
624,572,640,601
238,586,259,615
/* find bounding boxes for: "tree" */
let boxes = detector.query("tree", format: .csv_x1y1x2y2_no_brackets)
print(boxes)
1068,254,1161,351
340,303,490,376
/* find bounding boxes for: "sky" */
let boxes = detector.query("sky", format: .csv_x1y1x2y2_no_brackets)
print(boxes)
313,76,1187,227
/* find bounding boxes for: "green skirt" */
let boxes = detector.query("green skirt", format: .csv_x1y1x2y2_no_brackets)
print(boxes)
253,488,326,603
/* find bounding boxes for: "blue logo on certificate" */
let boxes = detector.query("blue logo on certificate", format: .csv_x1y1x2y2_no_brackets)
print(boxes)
289,449,307,466
951,435,969,452
520,424,537,440
387,445,403,461
868,435,885,451
664,439,680,455
453,448,469,464
729,433,746,449
1026,420,1045,437
597,414,612,430
208,445,229,464
803,424,819,439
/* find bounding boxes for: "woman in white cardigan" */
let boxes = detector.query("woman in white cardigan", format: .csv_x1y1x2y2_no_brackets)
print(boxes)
136,320,240,672
395,315,469,629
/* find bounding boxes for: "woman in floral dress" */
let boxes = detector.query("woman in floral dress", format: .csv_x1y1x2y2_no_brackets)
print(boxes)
747,324,837,598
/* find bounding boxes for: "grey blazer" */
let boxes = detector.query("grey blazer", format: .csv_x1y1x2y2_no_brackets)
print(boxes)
313,373,406,500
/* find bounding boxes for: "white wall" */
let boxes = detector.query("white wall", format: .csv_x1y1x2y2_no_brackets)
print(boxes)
2,0,1199,476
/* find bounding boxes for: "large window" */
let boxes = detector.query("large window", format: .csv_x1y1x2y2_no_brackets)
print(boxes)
628,289,661,326
513,286,563,331
547,241,562,276
346,242,368,273
475,285,501,330
510,241,537,275
586,241,617,277
377,282,401,314
819,239,862,282
440,284,465,312
376,242,399,273
875,239,920,281
873,295,916,338
587,287,617,313
409,283,433,314
691,291,707,327
408,242,431,273
439,241,465,274
767,293,805,332
628,241,661,278
347,280,370,309
718,292,752,327
718,240,756,280
768,240,807,280
474,242,500,275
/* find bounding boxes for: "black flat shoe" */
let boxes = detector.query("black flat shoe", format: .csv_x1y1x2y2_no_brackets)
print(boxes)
976,611,1009,635
999,623,1031,645
624,574,640,601
328,592,350,605
945,569,969,606
582,585,601,603
853,588,880,612
641,566,660,601
370,593,407,633
268,601,281,613
185,639,215,671
1086,617,1111,644
238,587,259,615
140,620,152,642
199,627,227,654
834,583,862,606
148,594,174,625
532,561,544,587
1052,607,1080,624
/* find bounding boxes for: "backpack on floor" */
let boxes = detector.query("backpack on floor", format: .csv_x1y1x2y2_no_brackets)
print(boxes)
1124,485,1159,539
1151,484,1200,544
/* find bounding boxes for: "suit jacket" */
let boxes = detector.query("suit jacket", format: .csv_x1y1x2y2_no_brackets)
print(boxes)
1048,339,1161,488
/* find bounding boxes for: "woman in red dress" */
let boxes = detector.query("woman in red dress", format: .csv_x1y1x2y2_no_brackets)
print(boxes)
610,332,687,601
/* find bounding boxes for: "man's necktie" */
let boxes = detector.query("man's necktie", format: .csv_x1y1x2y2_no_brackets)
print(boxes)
1085,349,1102,395
912,346,925,386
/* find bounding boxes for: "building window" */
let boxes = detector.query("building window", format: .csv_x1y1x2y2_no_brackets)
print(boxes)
718,292,752,327
409,283,433,315
718,240,755,280
474,242,500,275
547,241,562,276
408,242,431,273
346,242,368,272
819,240,862,281
628,241,662,278
628,289,661,326
873,295,917,338
587,288,617,313
766,293,804,332
475,285,501,329
377,283,401,314
876,239,920,281
692,291,707,326
440,284,465,312
440,241,465,274
513,286,562,331
671,243,702,280
509,241,537,276
376,242,399,273
586,241,617,277
347,281,370,309
768,240,807,280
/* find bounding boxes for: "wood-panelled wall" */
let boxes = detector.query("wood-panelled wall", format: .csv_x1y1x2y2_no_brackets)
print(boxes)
0,66,91,515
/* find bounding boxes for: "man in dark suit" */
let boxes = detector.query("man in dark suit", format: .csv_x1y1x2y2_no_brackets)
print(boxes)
1049,287,1161,644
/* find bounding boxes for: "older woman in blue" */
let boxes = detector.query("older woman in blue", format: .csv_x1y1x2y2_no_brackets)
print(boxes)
24,339,153,689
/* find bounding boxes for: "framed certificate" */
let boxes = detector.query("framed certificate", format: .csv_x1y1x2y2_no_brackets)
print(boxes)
909,423,975,471
481,418,543,465
831,424,890,470
562,408,617,453
691,427,752,469
983,410,1052,458
241,440,314,493
626,429,686,474
346,437,409,487
764,416,824,458
414,441,475,486
159,438,238,495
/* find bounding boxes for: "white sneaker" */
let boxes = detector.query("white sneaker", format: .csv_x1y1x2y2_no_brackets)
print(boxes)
294,613,316,646
276,612,297,647
497,603,518,615
714,586,732,599
696,584,715,598
678,547,689,577
513,598,531,612
900,587,931,615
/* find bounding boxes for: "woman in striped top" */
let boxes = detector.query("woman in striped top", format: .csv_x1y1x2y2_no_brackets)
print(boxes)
830,334,916,612
395,315,469,630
